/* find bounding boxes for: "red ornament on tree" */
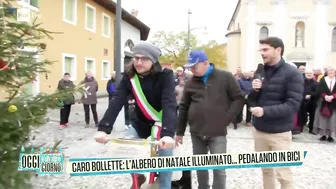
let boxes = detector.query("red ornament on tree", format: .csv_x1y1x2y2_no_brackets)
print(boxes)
0,59,9,70
53,97,58,101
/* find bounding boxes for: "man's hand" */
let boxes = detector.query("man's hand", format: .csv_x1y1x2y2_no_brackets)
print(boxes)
250,107,264,117
159,136,174,149
175,136,183,147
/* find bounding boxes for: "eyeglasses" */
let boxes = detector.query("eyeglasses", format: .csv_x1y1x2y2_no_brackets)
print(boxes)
133,56,150,62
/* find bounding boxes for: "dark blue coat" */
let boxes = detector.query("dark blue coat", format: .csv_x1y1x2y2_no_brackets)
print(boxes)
247,59,304,133
238,77,253,95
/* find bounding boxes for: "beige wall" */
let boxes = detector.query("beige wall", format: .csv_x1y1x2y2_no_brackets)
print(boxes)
1,0,117,100
226,2,246,73
328,0,336,66
38,0,115,94
226,34,241,73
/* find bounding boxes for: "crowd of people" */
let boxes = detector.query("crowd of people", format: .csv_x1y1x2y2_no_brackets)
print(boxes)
55,37,335,189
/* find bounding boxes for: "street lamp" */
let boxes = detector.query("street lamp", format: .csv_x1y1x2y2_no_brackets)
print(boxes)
114,0,122,84
187,9,207,56
187,9,192,55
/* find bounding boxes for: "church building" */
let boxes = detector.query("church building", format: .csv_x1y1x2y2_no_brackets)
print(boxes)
225,0,336,72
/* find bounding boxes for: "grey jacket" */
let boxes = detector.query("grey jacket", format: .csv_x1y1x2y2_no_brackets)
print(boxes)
80,77,98,105
57,79,75,105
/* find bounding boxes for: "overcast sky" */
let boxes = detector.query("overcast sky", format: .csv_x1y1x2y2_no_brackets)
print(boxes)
115,0,238,44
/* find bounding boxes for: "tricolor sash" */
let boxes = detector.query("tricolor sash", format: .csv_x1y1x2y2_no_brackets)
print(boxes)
130,74,163,184
129,74,163,140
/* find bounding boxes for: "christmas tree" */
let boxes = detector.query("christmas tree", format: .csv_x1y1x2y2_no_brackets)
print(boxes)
0,1,83,188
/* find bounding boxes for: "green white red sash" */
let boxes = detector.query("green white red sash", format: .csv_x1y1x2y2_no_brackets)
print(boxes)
130,74,162,140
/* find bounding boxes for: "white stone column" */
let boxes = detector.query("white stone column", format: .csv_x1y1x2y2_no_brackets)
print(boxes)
244,0,257,71
314,0,329,68
113,51,126,132
271,0,287,40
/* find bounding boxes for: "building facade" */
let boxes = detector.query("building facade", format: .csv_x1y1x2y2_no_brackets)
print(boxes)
5,0,149,99
225,0,336,73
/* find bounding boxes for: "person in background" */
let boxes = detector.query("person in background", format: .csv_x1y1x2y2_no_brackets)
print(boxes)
175,77,185,108
300,69,318,134
237,70,253,127
248,37,304,189
313,66,336,142
317,65,331,82
106,72,116,100
57,73,75,129
80,71,99,127
234,66,243,79
125,94,135,130
313,68,322,81
174,66,185,86
298,65,306,79
176,50,244,189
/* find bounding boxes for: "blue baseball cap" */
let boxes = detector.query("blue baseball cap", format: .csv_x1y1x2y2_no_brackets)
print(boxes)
184,50,208,68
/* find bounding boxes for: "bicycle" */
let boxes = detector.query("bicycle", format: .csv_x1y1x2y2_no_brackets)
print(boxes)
107,137,162,189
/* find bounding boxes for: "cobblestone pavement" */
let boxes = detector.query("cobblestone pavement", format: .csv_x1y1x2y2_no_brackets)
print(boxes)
30,98,336,189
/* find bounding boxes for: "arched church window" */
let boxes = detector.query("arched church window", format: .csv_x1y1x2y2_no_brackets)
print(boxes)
295,21,305,47
332,27,336,52
259,26,269,40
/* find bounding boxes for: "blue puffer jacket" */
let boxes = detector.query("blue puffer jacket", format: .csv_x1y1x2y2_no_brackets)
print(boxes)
238,77,252,95
247,59,304,134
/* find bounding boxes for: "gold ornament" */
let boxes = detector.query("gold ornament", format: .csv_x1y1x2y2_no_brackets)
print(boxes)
8,105,18,113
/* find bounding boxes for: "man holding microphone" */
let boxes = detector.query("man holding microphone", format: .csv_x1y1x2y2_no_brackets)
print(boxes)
248,37,304,189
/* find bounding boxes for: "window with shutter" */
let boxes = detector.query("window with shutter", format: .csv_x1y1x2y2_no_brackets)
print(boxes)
85,4,96,32
63,0,76,25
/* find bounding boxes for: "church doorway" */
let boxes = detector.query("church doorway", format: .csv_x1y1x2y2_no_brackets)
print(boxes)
293,62,306,68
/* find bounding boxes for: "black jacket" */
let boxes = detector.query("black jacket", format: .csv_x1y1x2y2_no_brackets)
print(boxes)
177,67,244,137
57,79,75,105
247,59,304,133
98,66,177,138
304,78,318,103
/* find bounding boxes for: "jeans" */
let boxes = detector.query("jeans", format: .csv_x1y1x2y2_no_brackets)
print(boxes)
191,135,227,189
60,104,72,124
125,126,173,189
83,104,98,124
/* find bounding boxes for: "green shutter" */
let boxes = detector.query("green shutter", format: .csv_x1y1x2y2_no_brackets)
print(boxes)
65,0,74,21
103,62,108,78
103,16,109,35
30,0,39,8
64,57,72,74
86,8,94,29
87,60,93,72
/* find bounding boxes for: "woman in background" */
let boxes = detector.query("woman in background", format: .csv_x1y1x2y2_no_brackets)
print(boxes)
80,72,99,127
57,73,75,129
313,66,336,142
